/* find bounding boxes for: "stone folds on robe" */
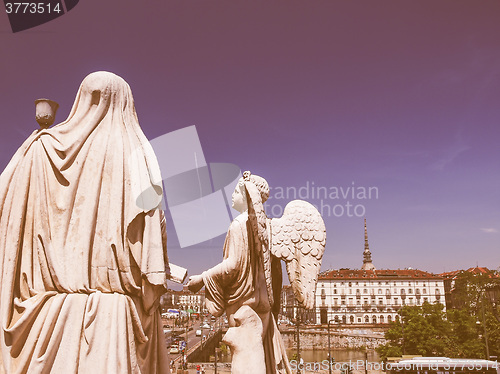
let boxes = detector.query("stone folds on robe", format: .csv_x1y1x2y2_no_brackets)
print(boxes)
0,72,170,373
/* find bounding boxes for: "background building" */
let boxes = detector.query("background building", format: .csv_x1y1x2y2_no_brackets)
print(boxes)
161,287,206,314
280,285,316,324
316,268,445,325
311,219,445,325
440,266,500,310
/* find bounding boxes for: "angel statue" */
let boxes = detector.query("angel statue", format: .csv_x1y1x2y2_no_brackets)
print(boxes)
187,171,326,374
0,72,186,373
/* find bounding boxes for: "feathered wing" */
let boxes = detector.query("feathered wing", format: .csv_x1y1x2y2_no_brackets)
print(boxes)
270,200,326,309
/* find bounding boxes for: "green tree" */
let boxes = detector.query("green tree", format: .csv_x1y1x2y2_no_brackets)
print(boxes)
402,302,454,356
450,270,500,359
377,303,455,361
447,308,483,357
378,270,500,361
484,309,500,359
451,271,497,313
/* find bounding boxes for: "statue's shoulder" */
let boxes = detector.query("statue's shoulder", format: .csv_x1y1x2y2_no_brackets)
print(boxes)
229,212,248,230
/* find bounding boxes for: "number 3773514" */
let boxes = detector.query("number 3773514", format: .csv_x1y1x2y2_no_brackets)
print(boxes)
5,2,62,14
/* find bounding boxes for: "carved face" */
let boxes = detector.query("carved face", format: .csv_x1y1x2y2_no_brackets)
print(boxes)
231,184,247,213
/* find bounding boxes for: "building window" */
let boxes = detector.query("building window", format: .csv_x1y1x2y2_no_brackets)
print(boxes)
372,315,377,324
364,316,369,323
409,298,413,305
435,289,440,295
394,298,398,305
408,289,413,294
363,289,367,294
380,315,385,323
334,289,337,294
423,289,427,294
400,289,405,295
378,289,382,294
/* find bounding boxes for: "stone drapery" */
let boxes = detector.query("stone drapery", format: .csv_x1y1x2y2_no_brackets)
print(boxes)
0,72,170,373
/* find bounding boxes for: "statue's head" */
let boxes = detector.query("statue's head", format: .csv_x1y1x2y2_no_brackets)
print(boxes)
73,71,133,114
232,171,269,213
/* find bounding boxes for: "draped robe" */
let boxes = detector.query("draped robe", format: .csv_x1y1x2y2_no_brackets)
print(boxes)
201,212,291,374
0,72,171,373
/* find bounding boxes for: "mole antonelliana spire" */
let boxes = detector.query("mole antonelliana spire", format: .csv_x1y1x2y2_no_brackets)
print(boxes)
361,217,376,271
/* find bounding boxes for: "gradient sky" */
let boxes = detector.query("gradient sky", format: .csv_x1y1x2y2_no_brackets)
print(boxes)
1,0,499,284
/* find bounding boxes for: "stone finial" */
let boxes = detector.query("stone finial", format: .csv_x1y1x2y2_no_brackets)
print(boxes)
35,98,59,129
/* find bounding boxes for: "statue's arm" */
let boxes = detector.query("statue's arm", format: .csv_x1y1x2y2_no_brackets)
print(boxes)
160,209,187,284
187,219,243,292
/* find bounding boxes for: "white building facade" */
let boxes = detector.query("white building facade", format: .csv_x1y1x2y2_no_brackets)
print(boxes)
315,269,446,325
177,289,205,312
162,288,206,313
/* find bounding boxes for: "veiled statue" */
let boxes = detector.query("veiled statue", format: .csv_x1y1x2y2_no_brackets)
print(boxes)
188,171,326,374
0,72,185,373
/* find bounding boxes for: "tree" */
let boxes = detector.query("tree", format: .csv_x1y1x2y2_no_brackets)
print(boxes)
451,271,498,313
484,309,500,359
447,308,483,358
377,302,455,361
450,270,500,359
378,269,500,361
402,302,455,356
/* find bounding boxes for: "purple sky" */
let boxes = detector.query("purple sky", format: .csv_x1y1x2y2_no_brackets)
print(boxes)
1,0,499,282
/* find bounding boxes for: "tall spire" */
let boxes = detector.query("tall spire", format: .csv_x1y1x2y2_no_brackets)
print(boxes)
362,217,376,271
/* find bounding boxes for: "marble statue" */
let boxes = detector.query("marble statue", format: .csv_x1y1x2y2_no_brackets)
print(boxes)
0,71,186,373
188,171,326,374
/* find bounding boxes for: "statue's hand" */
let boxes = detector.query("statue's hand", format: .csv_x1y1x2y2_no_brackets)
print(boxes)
187,274,203,293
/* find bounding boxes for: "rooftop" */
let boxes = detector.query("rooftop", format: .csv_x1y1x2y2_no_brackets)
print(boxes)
439,266,497,279
318,268,443,280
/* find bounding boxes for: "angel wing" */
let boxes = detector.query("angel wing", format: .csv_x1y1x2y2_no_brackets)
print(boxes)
270,200,326,309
